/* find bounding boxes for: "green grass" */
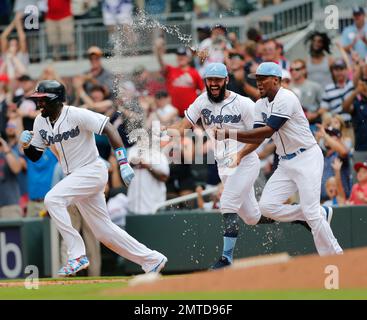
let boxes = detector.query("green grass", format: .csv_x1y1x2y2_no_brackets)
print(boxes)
0,279,366,300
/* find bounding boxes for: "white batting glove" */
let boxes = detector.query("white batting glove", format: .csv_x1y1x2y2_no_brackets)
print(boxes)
114,147,135,187
20,130,33,149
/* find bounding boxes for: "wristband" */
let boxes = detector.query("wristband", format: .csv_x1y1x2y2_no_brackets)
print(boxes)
114,147,128,166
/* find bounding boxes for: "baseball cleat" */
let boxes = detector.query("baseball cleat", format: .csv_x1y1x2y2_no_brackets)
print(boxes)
210,256,232,270
58,255,90,277
149,256,168,273
322,206,333,225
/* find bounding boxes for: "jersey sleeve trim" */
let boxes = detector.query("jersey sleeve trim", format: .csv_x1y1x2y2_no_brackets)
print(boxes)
253,123,266,128
98,116,109,135
184,110,196,126
267,115,288,131
271,111,291,120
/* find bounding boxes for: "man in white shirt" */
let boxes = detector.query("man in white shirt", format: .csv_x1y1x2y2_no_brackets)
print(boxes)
127,141,169,215
20,80,168,276
215,62,343,257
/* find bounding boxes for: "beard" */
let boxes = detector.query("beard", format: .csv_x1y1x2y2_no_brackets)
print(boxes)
206,83,226,103
310,46,324,56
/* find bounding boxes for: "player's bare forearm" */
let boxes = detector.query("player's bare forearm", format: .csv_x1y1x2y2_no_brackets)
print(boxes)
216,126,273,144
167,117,193,136
239,142,261,159
103,121,124,149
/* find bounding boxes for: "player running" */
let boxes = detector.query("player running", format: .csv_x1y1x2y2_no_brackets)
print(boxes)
214,62,343,256
20,80,167,276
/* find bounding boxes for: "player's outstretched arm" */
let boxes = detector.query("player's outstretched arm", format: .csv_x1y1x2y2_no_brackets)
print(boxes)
20,130,44,162
102,122,135,187
214,126,274,144
163,117,193,138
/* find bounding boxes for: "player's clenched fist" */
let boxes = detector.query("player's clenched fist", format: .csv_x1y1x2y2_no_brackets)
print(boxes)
20,130,33,149
114,147,135,187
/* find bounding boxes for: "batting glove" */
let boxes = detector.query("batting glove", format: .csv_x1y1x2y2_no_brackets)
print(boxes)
114,147,135,187
20,130,33,149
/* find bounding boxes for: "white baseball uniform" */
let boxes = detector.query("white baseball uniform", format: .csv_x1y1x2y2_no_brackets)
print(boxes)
30,105,166,272
185,91,262,225
254,87,342,256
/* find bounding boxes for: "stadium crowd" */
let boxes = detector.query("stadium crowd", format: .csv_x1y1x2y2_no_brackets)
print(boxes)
0,2,367,237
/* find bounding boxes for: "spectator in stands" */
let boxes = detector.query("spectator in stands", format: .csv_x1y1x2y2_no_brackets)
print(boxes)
317,120,352,201
196,183,223,210
320,59,354,124
261,39,289,70
341,6,367,59
198,24,232,76
0,135,22,218
342,74,367,181
153,90,178,127
323,158,346,206
14,74,38,131
45,0,75,60
26,147,58,217
39,65,63,83
102,0,135,47
127,137,170,215
154,38,204,117
0,12,29,80
289,59,323,131
242,41,261,100
74,79,114,116
131,65,165,97
305,31,333,85
5,119,27,212
83,46,114,97
227,52,247,96
165,136,197,202
0,75,11,137
348,161,367,205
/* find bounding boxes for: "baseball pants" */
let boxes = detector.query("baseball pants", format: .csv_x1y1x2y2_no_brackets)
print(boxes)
259,144,343,256
44,158,165,273
219,153,262,225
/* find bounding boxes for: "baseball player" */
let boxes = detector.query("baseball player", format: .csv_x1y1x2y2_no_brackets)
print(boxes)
165,62,278,269
20,80,167,276
214,62,343,256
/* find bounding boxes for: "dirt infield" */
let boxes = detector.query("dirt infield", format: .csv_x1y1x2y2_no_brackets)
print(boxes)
113,247,367,295
0,278,128,288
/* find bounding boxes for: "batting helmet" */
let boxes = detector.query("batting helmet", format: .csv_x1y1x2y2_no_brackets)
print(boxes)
30,80,66,102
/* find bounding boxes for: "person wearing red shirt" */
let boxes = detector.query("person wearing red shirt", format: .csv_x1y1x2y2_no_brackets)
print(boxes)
349,161,367,205
45,0,75,60
154,37,204,117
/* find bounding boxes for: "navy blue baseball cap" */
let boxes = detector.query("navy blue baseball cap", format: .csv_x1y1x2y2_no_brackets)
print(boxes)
203,62,228,78
249,62,282,79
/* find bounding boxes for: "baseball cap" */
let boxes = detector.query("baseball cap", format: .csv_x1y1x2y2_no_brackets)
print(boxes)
331,58,347,69
176,47,189,56
248,62,282,79
87,46,103,57
353,6,365,15
203,63,228,79
354,161,367,172
211,24,227,34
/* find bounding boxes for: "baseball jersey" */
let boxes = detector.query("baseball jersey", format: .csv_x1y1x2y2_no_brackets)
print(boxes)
31,105,109,175
254,87,317,157
185,91,256,164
